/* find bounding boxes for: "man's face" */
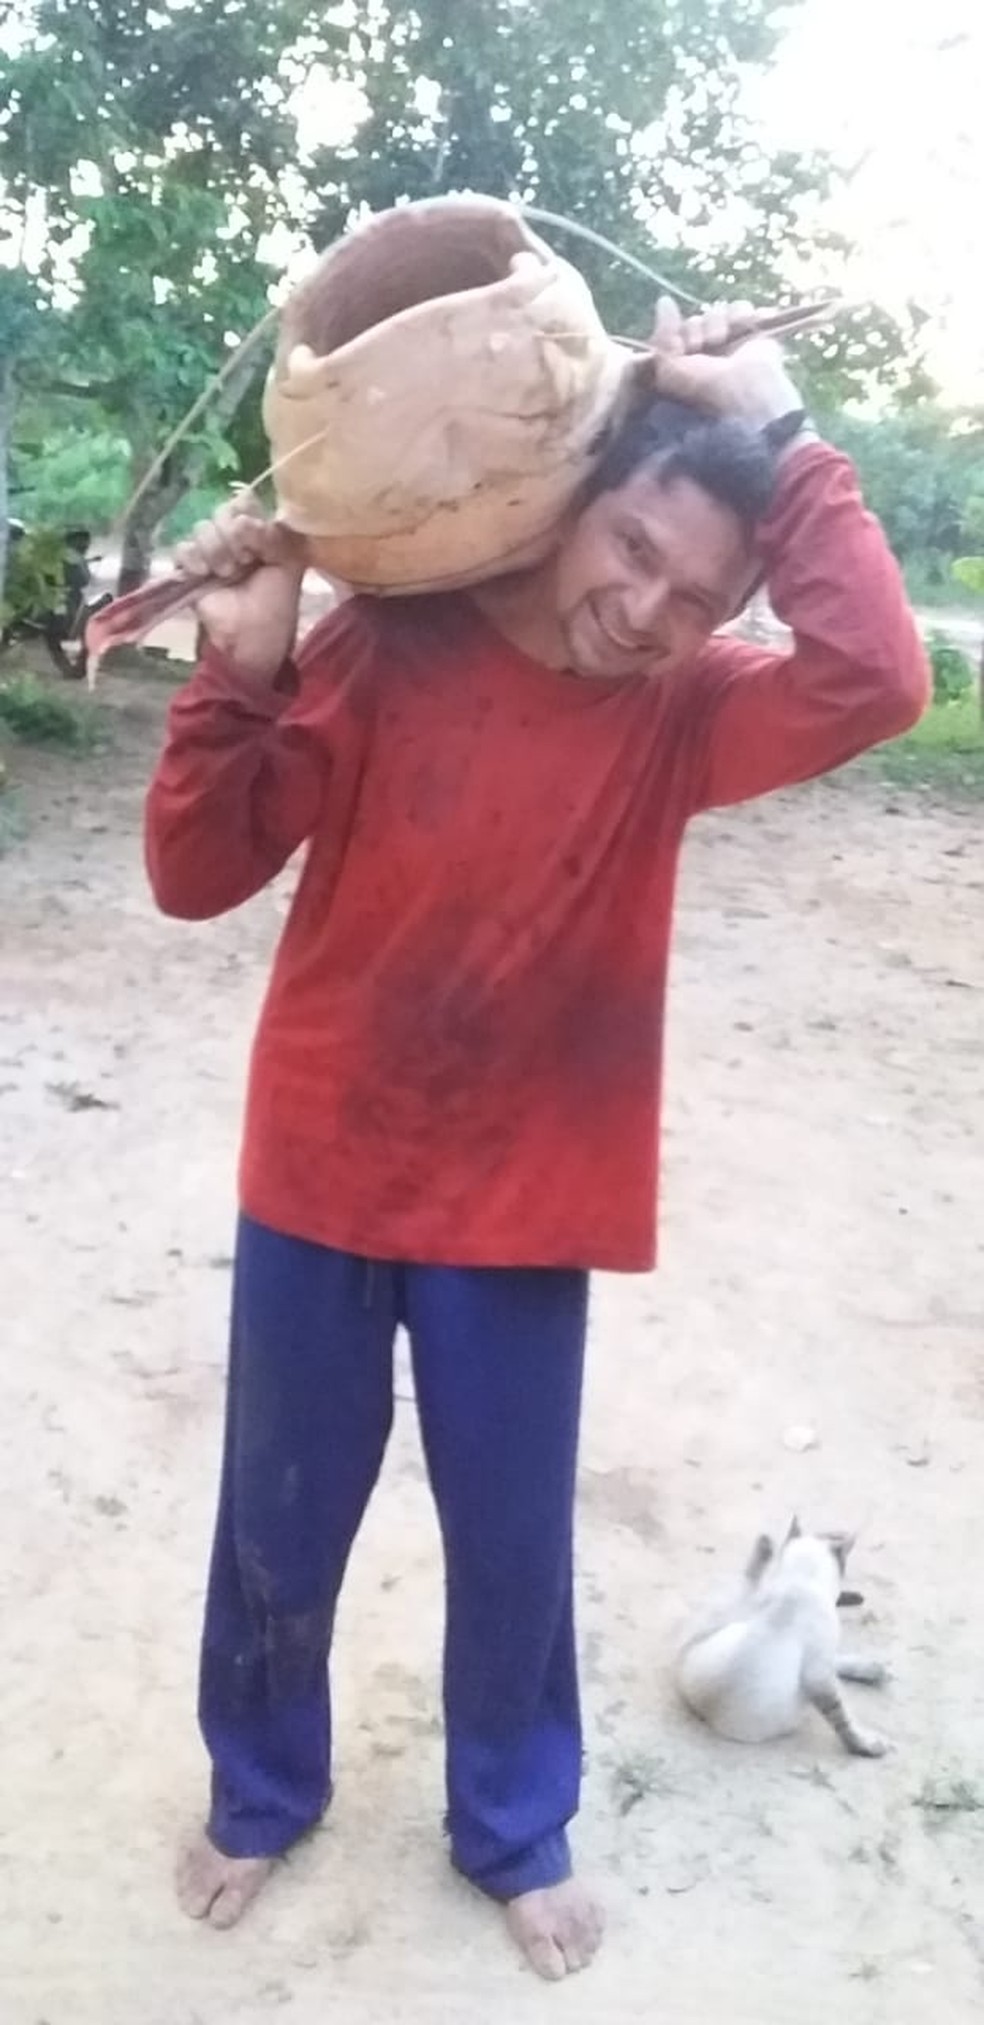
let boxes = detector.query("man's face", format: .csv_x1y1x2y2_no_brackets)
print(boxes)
552,468,759,680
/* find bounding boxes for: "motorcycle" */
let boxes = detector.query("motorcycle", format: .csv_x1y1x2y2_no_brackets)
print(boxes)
1,520,113,681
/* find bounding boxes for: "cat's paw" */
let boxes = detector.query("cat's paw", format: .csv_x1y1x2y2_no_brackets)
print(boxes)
838,1656,890,1689
849,1727,892,1759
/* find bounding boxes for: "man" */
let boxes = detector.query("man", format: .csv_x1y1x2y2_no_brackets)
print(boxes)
145,302,927,1980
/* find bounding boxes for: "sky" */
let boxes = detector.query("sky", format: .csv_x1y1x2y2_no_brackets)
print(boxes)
751,0,984,400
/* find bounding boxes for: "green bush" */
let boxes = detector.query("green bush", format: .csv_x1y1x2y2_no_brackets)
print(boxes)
926,630,974,706
902,554,964,607
875,692,984,794
11,427,232,542
0,672,98,747
11,429,130,530
953,555,984,596
1,525,68,632
822,409,984,608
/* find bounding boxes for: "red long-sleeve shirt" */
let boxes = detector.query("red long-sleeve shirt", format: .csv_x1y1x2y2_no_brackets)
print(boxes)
145,443,928,1270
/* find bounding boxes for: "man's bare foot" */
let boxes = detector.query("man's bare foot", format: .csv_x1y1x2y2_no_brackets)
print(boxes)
505,1878,604,1981
175,1832,275,1930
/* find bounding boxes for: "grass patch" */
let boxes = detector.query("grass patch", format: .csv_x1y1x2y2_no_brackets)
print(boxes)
0,670,102,749
873,695,984,794
610,1750,677,1815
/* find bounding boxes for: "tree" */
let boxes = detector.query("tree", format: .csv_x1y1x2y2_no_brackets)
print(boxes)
1,0,338,586
0,264,42,612
301,0,928,407
3,0,932,592
60,180,276,588
1,10,47,613
823,406,984,589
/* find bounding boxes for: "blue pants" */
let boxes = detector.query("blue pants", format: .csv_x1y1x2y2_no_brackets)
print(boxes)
200,1214,588,1900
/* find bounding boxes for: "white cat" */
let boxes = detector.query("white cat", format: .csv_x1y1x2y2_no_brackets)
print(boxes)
675,1520,889,1756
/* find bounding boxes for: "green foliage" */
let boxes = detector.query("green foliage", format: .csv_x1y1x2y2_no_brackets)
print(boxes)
0,524,68,631
903,555,974,608
1,0,337,192
1,0,327,576
953,556,984,596
10,429,129,529
823,408,984,598
794,303,934,413
304,0,925,405
0,273,45,609
9,425,232,540
0,671,97,747
926,631,974,706
65,182,274,440
875,693,984,796
960,494,984,549
0,0,939,581
0,266,41,361
824,408,980,560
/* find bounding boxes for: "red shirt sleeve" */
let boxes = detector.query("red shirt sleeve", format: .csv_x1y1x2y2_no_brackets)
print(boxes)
144,602,374,919
689,441,930,813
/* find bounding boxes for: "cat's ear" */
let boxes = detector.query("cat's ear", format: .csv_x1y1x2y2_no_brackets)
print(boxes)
747,1533,775,1581
826,1529,856,1574
785,1514,802,1544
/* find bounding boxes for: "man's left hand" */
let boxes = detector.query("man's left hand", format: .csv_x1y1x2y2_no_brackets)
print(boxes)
649,297,805,427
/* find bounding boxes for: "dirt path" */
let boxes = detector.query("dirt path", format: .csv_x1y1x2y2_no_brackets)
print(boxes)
3,676,984,2024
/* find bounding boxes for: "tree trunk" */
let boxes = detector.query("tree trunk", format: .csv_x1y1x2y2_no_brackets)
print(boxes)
0,355,15,616
115,343,269,594
117,459,184,594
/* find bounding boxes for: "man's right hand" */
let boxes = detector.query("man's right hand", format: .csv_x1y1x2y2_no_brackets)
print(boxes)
174,493,306,684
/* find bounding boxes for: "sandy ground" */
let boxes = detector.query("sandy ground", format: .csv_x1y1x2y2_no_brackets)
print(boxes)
3,672,984,2025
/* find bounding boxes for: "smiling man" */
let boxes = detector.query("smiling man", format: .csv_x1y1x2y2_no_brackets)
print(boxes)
144,302,927,1980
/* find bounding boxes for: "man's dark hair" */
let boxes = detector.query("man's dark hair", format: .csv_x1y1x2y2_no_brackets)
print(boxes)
584,397,779,531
